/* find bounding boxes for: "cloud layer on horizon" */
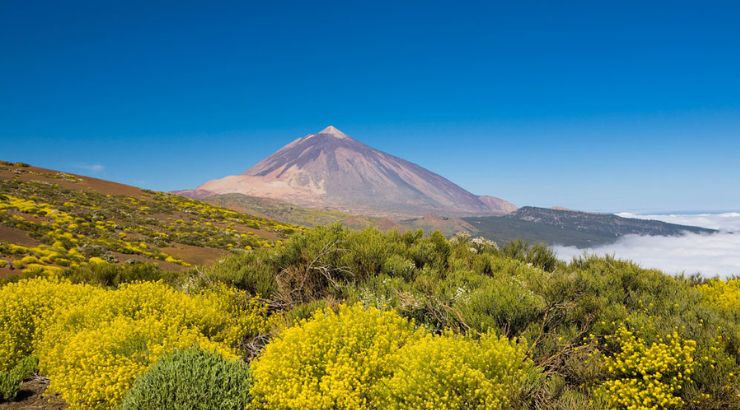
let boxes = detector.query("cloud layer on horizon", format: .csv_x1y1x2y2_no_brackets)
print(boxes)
617,212,740,232
554,213,740,278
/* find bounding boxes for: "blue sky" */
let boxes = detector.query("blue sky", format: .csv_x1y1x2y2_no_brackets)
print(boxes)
1,0,739,212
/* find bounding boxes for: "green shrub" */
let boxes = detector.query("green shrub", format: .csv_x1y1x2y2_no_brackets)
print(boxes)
382,254,416,280
0,355,37,402
501,240,559,272
457,276,546,336
204,251,277,297
120,347,251,410
63,261,175,287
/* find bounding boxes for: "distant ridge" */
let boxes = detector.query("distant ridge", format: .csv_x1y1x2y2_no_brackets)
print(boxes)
187,126,516,217
463,206,717,248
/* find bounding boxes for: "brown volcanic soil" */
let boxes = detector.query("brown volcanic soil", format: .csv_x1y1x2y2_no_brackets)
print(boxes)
161,244,229,267
0,226,39,248
0,378,66,410
2,164,144,199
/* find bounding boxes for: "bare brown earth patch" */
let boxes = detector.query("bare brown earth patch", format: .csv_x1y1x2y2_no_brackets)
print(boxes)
162,244,229,267
1,165,144,199
0,378,66,410
0,226,39,247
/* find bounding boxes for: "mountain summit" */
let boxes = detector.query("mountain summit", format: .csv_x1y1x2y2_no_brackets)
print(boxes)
194,126,516,216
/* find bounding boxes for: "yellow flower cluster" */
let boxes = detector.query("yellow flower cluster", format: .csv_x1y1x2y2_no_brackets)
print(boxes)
0,278,103,371
0,193,190,272
373,332,535,410
40,316,232,408
597,325,697,410
251,304,535,410
698,278,740,315
0,278,267,409
251,304,424,409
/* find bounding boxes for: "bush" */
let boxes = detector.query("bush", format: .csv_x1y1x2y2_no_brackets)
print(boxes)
0,278,103,371
204,251,277,297
42,315,236,408
35,281,267,409
698,278,739,316
595,325,697,409
0,278,267,409
63,261,176,287
373,332,538,409
250,304,423,409
501,240,559,272
457,275,546,336
120,347,251,410
0,355,37,402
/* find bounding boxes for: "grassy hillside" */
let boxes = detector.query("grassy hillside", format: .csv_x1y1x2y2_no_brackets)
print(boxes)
0,162,299,277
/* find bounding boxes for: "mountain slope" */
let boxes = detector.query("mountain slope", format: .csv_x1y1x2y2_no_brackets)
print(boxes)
463,206,717,248
0,161,298,277
194,126,515,217
203,192,399,230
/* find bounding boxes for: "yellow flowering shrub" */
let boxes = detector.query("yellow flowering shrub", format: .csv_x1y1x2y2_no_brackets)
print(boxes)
596,325,697,409
373,332,536,409
0,278,267,409
0,278,103,371
250,304,423,409
40,316,233,409
698,279,740,315
33,281,267,409
37,281,266,352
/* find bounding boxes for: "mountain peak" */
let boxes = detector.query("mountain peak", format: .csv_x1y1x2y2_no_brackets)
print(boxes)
317,125,350,139
197,127,516,216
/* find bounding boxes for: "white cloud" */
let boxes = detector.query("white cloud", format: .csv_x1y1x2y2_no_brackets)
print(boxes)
554,213,740,278
616,212,740,232
74,163,105,174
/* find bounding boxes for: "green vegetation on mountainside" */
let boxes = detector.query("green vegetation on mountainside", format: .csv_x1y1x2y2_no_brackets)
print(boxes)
203,192,396,229
0,162,299,277
464,207,716,248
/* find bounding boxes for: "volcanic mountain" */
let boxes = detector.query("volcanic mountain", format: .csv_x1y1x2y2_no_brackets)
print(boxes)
190,126,516,217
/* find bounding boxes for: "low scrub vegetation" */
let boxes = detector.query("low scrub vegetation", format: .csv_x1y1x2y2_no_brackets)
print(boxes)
121,347,252,410
0,222,737,409
0,169,298,276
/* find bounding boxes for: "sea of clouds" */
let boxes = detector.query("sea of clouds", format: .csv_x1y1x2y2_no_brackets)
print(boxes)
553,212,740,278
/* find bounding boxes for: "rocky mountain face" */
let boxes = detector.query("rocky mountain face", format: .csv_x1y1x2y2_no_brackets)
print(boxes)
192,126,515,217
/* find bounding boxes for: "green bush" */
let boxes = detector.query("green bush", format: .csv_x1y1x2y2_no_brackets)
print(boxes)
63,261,175,287
0,355,37,402
457,275,546,336
501,240,559,272
204,251,277,297
119,347,251,410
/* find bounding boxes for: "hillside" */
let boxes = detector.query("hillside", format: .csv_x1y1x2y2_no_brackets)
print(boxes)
0,161,298,278
464,206,716,247
189,126,516,217
202,192,399,230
